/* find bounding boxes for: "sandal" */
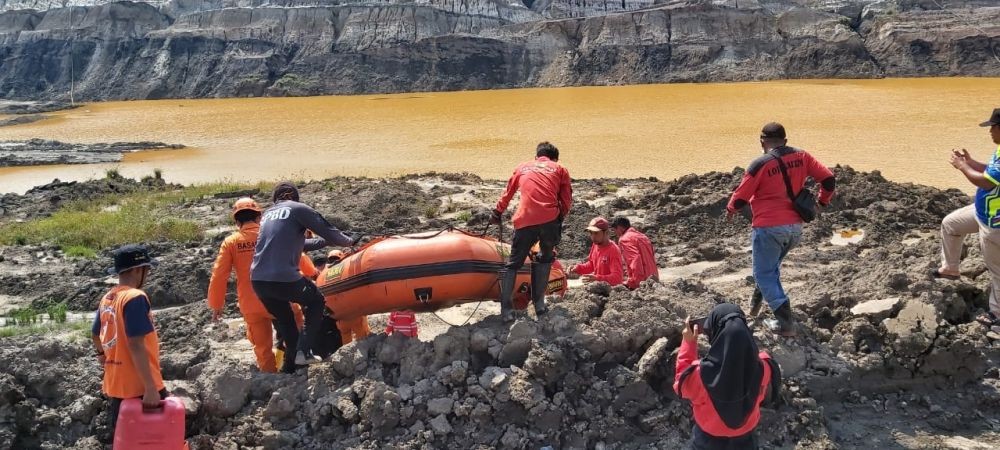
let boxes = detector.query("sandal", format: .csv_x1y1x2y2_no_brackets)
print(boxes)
976,312,999,327
931,269,960,280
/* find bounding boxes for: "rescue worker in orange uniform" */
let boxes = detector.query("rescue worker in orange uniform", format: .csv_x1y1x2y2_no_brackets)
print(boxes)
207,198,313,373
91,245,167,439
322,249,373,344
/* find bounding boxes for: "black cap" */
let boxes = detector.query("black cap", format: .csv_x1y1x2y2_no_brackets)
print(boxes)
760,122,786,139
108,244,158,275
980,108,1000,127
272,181,300,203
610,216,631,229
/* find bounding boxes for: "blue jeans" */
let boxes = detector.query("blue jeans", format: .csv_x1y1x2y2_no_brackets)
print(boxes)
752,224,802,311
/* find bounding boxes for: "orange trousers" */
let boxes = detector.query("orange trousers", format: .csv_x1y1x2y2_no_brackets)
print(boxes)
243,306,304,373
336,316,371,345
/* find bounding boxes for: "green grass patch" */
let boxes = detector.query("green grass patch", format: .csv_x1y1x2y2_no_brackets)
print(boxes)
0,320,90,339
456,211,472,223
46,303,68,324
63,245,97,259
0,203,202,250
7,306,40,326
603,183,619,194
0,180,273,250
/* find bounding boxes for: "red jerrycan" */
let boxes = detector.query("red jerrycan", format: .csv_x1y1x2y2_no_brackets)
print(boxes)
113,396,186,449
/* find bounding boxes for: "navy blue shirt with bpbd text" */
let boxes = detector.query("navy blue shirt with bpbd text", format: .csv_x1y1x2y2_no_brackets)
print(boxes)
250,201,352,282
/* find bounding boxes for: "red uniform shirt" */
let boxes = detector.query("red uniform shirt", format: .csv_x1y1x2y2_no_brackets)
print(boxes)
495,157,573,229
386,311,418,338
673,339,774,437
618,227,658,290
727,147,835,228
572,241,624,286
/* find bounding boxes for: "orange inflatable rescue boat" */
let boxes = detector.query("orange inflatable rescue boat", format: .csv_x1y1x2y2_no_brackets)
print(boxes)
317,229,568,321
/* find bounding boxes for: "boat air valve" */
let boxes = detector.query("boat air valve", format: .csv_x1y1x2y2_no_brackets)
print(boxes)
414,288,433,304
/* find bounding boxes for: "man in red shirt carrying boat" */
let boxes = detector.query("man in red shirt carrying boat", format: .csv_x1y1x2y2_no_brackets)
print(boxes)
491,142,573,321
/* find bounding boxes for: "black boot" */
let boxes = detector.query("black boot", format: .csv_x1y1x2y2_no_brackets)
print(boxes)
769,303,798,337
749,287,763,318
499,269,517,322
530,262,552,316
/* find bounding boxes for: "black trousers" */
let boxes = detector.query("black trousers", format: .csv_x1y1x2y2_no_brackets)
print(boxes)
690,424,758,450
252,277,326,373
108,388,169,439
504,218,561,272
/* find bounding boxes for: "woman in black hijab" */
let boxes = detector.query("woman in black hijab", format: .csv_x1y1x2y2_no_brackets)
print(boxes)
673,303,782,449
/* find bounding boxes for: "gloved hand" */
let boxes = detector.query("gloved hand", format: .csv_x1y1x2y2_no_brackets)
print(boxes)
489,209,502,225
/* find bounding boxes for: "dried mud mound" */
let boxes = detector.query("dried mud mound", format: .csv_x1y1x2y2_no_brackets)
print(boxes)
4,278,1000,449
0,173,176,221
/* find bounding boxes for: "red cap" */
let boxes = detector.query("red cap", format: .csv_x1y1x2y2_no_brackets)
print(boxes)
585,217,609,232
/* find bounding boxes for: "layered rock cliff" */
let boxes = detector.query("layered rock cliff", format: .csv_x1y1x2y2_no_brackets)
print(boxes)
0,0,997,100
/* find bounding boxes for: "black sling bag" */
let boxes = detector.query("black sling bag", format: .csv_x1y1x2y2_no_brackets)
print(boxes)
768,149,816,223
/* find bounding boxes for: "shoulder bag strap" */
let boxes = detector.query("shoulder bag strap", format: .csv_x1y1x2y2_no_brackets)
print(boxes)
768,149,797,201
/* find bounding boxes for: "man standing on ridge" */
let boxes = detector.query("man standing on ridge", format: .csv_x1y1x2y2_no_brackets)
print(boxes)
727,123,836,337
936,108,1000,328
612,216,659,289
92,245,167,440
207,197,314,373
491,141,573,321
251,182,358,373
571,217,625,286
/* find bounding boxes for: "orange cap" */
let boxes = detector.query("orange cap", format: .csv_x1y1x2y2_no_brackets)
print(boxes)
231,197,262,220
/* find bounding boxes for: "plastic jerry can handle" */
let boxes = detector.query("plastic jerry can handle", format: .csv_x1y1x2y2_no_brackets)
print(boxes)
142,400,166,413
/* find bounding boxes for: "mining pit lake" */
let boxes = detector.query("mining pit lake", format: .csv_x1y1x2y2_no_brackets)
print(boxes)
1,77,998,193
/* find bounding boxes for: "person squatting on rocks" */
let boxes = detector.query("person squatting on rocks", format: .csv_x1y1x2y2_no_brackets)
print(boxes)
491,141,573,321
936,108,1000,328
91,245,168,439
207,198,312,373
250,182,358,372
385,310,418,338
327,249,373,344
611,216,659,289
570,217,625,286
674,303,782,450
727,123,836,337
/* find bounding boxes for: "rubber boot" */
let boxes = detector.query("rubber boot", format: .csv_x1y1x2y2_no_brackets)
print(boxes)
530,262,552,316
769,303,798,337
749,287,763,318
499,269,517,322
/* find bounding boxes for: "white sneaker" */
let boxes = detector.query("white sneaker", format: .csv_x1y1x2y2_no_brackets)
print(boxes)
294,351,322,365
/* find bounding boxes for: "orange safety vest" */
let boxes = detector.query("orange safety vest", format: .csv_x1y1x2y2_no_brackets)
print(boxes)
97,285,165,399
208,222,318,317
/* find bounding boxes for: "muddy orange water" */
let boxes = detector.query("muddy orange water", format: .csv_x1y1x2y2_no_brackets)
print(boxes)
1,78,999,194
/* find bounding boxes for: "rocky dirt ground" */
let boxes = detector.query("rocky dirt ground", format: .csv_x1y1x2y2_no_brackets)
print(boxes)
2,168,1000,449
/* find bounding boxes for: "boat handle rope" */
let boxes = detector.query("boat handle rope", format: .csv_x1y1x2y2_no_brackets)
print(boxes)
431,300,485,328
